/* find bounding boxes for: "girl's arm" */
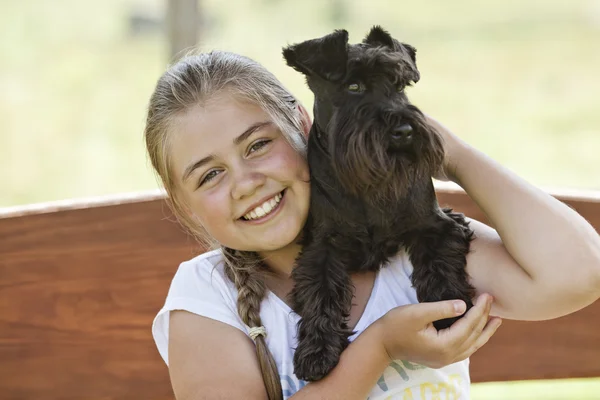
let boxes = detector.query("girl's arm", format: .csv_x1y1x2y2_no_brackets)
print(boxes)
429,116,600,320
292,295,498,399
168,295,499,400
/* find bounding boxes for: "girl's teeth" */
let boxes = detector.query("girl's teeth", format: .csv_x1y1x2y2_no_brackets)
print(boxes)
244,192,283,220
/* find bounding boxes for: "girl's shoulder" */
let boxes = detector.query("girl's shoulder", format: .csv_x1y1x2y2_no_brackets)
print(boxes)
167,248,237,299
152,248,246,365
179,247,227,272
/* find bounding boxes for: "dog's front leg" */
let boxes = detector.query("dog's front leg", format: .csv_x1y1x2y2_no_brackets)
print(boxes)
290,237,355,381
407,209,477,330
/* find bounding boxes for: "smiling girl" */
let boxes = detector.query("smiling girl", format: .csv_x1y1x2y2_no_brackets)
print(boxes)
148,51,600,400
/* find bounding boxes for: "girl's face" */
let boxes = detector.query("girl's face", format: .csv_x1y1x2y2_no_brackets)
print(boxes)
169,92,311,253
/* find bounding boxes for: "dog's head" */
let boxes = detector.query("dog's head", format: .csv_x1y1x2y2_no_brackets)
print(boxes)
283,26,444,201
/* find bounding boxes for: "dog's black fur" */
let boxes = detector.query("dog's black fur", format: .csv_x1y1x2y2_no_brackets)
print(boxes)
282,26,477,382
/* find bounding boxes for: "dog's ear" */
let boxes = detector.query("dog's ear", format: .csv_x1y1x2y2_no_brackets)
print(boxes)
283,29,349,82
397,42,420,83
399,43,417,66
364,26,420,84
363,25,395,48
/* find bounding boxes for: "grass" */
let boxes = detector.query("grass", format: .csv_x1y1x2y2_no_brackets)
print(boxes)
0,0,598,397
471,378,600,400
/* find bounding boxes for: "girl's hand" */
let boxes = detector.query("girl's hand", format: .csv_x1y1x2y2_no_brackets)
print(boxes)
379,293,501,368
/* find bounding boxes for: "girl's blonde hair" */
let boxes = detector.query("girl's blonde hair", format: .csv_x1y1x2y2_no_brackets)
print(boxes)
144,50,307,400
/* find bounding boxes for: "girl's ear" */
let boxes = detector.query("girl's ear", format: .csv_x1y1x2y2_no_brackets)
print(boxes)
297,104,313,138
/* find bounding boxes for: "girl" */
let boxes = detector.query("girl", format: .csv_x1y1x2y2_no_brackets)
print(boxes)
148,51,600,400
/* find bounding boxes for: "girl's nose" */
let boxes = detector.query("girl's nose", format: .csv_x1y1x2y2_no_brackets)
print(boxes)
230,169,267,200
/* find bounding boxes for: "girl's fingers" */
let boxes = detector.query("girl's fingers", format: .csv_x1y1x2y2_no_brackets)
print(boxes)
414,300,467,326
472,316,503,351
462,295,494,348
442,294,491,348
454,316,503,362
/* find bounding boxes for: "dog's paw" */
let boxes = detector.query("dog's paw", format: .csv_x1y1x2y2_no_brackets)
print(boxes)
432,315,461,331
431,293,474,330
293,353,337,382
293,334,348,382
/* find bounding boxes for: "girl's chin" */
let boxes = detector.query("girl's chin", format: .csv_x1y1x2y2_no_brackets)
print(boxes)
262,237,301,252
254,231,302,253
235,224,303,254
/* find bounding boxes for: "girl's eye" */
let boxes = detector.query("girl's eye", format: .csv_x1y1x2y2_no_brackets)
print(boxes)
248,139,271,154
199,169,220,187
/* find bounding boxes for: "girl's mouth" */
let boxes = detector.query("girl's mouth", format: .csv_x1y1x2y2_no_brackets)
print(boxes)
240,189,286,223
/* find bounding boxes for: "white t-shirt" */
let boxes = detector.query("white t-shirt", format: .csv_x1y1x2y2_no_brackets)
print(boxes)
152,249,471,399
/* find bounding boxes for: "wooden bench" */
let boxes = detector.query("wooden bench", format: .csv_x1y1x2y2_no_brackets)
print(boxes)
1,186,599,399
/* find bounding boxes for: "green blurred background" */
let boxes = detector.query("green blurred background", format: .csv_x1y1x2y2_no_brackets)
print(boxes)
0,0,598,397
1,0,599,208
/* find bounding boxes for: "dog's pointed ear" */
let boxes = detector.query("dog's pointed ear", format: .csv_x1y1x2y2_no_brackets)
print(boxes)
398,42,419,83
400,43,417,66
363,25,395,48
364,26,420,84
283,29,349,82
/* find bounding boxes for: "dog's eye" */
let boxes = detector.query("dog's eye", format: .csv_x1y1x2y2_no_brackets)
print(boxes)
347,83,364,93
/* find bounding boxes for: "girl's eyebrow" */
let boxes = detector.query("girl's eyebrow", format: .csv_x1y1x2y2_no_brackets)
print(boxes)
182,120,272,182
233,121,272,145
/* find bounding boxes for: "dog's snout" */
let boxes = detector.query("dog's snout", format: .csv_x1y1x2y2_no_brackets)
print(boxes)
391,123,413,145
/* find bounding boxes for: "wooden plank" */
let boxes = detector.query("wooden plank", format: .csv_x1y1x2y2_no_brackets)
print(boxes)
0,197,197,399
0,187,599,398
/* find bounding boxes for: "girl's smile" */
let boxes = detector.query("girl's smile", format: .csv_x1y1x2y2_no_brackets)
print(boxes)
169,92,310,259
239,189,285,223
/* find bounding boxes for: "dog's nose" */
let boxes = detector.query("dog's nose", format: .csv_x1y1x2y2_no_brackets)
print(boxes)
392,123,413,145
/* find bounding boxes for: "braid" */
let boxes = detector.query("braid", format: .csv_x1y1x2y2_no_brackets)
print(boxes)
222,247,283,400
142,51,306,399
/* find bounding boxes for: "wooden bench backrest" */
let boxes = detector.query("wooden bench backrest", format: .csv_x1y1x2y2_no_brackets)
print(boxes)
1,187,599,399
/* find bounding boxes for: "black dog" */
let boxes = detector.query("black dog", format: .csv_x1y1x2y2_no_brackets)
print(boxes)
282,26,476,382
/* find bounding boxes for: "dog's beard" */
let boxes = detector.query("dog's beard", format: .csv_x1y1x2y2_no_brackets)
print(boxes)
328,105,445,205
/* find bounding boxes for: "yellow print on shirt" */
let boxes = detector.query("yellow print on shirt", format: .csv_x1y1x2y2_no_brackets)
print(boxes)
381,374,464,400
376,360,427,391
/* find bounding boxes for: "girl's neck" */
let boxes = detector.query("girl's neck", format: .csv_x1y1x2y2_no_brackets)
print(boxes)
258,242,302,279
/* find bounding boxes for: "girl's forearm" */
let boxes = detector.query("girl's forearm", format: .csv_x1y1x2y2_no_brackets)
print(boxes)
290,321,389,399
450,138,600,299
